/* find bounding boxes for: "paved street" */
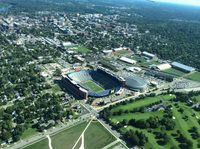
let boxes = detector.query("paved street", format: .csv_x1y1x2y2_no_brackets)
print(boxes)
7,113,91,149
5,80,197,149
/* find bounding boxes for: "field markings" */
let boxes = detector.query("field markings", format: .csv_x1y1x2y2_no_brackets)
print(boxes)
83,80,104,93
46,135,53,149
72,119,92,149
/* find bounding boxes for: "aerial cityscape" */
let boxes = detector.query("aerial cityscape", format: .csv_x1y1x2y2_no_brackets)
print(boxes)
0,0,200,149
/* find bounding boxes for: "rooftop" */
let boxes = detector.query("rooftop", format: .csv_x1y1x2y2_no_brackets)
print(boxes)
171,62,195,72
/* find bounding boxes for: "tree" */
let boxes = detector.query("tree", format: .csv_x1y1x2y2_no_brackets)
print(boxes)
1,131,12,141
54,68,61,77
13,135,20,142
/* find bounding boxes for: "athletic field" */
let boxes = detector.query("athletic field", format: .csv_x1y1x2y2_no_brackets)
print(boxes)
72,46,91,54
83,80,104,93
163,68,186,77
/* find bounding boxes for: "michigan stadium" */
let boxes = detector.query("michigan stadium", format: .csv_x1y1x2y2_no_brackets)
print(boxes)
62,67,125,99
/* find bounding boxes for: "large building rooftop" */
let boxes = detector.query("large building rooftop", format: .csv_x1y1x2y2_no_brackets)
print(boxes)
171,62,195,72
125,75,148,92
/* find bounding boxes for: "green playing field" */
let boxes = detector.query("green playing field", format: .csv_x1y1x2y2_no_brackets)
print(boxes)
83,80,104,93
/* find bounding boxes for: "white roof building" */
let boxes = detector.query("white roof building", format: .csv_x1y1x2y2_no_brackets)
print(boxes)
142,51,156,58
63,42,73,47
127,67,142,72
114,47,128,52
103,50,113,54
156,63,172,71
120,57,137,64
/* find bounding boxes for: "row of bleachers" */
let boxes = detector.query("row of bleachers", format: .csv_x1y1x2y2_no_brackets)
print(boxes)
68,70,93,82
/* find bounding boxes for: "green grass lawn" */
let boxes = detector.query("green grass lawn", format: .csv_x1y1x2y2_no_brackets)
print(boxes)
130,55,159,68
51,84,61,93
51,122,88,149
23,139,49,149
108,94,199,149
185,72,200,81
121,126,171,149
84,121,116,149
131,55,146,63
21,128,37,139
112,94,175,112
114,50,132,56
110,111,164,123
171,103,200,148
74,138,82,149
42,84,62,95
191,95,200,102
24,122,88,149
83,80,104,93
163,68,186,77
72,46,91,53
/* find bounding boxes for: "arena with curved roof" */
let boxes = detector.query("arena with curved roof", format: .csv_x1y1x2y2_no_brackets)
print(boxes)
62,67,125,99
125,75,148,92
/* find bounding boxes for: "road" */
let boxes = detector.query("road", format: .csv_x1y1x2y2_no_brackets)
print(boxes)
7,113,91,149
94,94,141,111
6,79,197,149
7,100,128,149
80,102,129,149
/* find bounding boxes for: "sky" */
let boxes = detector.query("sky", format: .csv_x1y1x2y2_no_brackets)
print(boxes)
153,0,200,6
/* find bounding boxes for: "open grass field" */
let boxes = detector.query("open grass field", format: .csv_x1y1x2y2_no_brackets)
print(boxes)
23,139,49,149
163,68,186,77
107,94,200,149
83,80,104,93
24,122,88,149
131,55,146,63
21,128,37,139
42,84,62,95
114,50,132,56
72,46,91,53
111,94,175,112
23,120,116,149
130,55,160,68
51,122,88,149
84,121,116,149
185,72,200,81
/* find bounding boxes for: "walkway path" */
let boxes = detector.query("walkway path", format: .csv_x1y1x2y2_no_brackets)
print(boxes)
46,135,53,149
72,119,92,149
102,140,119,149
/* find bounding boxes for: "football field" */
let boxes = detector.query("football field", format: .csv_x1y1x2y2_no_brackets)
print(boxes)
83,80,104,93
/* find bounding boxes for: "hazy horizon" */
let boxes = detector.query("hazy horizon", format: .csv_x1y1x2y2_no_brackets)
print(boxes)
153,0,200,6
